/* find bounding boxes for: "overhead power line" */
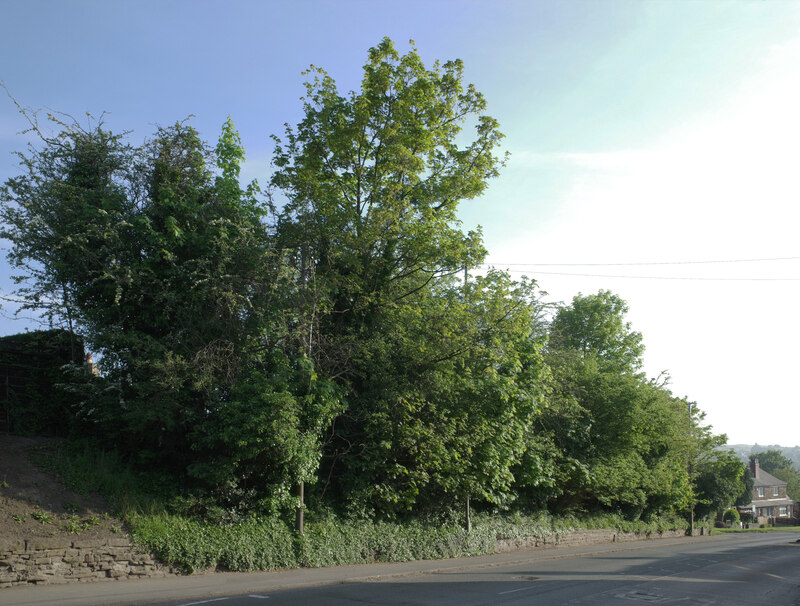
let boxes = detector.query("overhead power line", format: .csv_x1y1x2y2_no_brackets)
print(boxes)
474,255,800,281
480,256,800,267
496,270,800,282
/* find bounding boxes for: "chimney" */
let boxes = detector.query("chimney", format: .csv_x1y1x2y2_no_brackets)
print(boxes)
751,458,760,479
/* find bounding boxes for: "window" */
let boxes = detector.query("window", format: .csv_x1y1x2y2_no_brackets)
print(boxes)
757,487,765,497
780,507,788,517
773,486,780,496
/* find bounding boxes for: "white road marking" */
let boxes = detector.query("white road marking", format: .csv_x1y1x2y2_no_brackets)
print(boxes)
498,585,537,595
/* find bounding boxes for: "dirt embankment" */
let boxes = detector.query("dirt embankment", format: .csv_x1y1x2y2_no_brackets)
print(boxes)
0,435,126,542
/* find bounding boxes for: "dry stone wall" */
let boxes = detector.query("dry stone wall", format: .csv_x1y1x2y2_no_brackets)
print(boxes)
1,528,697,588
0,537,175,587
494,528,690,553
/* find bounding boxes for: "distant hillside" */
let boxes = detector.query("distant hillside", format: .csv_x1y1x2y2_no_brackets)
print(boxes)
727,444,800,469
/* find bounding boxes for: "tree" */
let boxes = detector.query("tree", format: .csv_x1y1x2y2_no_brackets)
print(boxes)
0,111,133,344
1,114,282,477
693,450,746,520
749,450,794,474
734,467,754,507
271,38,537,517
271,37,504,376
550,290,644,374
536,291,703,520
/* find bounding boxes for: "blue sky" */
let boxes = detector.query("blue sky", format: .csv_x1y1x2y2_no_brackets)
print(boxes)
2,0,799,446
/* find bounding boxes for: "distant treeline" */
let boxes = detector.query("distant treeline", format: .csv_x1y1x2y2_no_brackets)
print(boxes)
729,445,800,470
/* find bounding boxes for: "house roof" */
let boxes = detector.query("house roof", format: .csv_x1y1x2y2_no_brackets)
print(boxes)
751,498,794,508
753,468,788,487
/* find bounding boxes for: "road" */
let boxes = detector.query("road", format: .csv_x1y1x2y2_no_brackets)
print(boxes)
156,532,800,606
3,531,799,606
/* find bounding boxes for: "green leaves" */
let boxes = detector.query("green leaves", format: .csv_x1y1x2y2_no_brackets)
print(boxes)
550,290,645,374
1,40,741,529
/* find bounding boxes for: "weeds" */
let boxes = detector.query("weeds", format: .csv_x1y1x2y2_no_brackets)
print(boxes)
31,509,52,524
60,513,106,534
61,515,84,534
29,440,175,516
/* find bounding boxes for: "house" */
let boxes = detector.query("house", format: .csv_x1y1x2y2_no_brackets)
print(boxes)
744,459,794,522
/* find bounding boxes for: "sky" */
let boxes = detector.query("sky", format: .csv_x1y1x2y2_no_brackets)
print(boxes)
1,0,798,447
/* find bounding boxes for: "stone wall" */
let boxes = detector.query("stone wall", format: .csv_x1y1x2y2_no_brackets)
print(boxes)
0,537,175,587
1,528,697,588
494,528,690,553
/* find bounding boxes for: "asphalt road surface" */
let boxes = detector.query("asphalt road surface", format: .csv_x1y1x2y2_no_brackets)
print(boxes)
4,531,799,606
152,531,800,606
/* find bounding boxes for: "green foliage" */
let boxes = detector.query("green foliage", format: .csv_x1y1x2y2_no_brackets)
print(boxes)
535,298,696,519
60,514,100,534
693,450,746,520
30,440,175,515
0,39,743,541
749,450,794,472
271,37,542,517
735,467,754,507
722,508,740,524
31,508,52,524
295,516,494,567
128,513,297,573
550,290,644,373
187,358,344,514
127,509,689,573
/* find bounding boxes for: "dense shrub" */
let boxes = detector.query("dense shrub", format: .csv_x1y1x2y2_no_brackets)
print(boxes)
128,513,297,573
125,509,691,573
722,509,741,524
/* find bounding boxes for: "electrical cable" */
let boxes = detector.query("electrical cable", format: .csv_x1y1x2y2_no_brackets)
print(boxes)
479,256,800,267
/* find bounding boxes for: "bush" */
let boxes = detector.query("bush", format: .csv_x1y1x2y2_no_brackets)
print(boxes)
126,509,691,574
722,509,740,524
128,513,297,573
292,516,495,568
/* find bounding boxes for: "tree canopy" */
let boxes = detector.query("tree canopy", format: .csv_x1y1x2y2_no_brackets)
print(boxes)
0,38,743,529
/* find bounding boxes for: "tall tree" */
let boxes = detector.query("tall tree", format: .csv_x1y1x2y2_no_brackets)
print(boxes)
271,38,535,516
0,113,133,338
536,291,699,519
550,290,644,374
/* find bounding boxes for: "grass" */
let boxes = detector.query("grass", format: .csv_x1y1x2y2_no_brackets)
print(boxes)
712,526,800,535
29,440,174,516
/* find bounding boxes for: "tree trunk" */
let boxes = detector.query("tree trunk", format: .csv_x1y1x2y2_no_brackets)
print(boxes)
465,495,471,533
296,481,305,534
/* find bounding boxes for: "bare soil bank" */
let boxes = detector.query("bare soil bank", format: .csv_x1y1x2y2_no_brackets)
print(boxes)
0,435,125,542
